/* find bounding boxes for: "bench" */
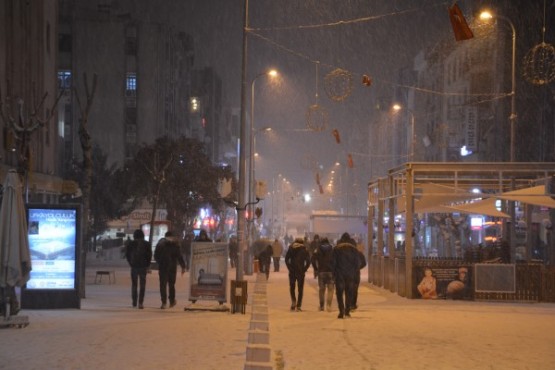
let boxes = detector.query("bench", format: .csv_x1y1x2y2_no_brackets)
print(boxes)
95,270,116,284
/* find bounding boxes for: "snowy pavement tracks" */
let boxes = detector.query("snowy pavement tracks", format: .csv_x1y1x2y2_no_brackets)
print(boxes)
244,273,273,370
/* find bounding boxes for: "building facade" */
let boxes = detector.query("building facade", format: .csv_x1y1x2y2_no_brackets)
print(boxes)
0,0,73,203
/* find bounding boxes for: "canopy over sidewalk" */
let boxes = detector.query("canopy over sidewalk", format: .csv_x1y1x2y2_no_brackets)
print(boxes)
367,162,555,298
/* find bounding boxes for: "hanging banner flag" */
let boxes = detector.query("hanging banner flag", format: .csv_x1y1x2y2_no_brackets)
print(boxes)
449,2,474,41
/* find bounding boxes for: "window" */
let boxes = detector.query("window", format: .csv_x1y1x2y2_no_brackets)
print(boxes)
58,71,72,89
126,73,137,96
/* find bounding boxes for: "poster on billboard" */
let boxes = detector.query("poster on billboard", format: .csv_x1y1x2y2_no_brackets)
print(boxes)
22,204,81,309
414,265,473,300
189,242,228,305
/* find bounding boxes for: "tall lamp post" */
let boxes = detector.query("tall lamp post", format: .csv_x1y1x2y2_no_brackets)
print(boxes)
236,0,250,283
392,104,415,161
479,11,517,162
246,69,277,274
480,10,518,262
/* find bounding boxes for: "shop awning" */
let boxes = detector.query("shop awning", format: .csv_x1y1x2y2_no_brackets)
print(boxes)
448,198,510,218
496,185,555,208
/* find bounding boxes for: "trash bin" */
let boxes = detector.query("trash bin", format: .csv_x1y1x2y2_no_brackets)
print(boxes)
230,280,248,314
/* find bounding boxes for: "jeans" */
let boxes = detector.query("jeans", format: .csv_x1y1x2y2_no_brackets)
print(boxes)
288,272,306,308
335,274,355,315
273,256,281,271
158,268,177,304
130,267,148,306
317,272,335,308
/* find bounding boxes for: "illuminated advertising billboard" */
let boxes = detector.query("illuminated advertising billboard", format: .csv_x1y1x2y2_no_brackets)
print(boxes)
26,206,78,290
22,204,81,309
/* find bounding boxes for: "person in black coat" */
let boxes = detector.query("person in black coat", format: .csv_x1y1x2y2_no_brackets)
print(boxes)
311,237,335,311
258,244,273,279
332,232,360,318
154,231,186,309
285,238,311,311
125,229,152,309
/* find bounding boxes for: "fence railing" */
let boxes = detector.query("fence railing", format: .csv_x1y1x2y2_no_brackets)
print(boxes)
368,255,555,302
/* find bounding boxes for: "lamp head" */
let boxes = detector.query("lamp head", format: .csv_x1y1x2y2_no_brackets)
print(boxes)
479,10,493,20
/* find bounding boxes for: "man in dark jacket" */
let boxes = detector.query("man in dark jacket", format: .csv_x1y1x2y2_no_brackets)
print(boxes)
154,231,186,309
125,229,152,309
258,244,273,280
285,238,311,311
311,237,335,311
332,232,360,318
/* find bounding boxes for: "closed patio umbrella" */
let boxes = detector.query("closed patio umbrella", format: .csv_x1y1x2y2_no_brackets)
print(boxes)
0,170,32,318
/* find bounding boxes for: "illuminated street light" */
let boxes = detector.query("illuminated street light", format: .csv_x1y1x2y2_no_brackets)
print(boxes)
479,10,517,162
246,69,278,274
480,10,518,265
392,103,416,161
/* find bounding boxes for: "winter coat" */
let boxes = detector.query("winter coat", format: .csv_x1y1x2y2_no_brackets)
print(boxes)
285,241,310,275
125,239,152,269
332,241,360,279
271,240,284,258
154,237,185,273
258,245,273,266
311,242,334,273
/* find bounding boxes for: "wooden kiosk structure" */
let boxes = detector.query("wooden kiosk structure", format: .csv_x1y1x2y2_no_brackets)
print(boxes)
367,162,555,300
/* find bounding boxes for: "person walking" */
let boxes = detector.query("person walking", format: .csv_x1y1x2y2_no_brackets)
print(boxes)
154,231,186,309
228,235,238,268
271,238,284,272
124,229,152,309
311,237,335,312
285,237,311,311
332,232,360,319
182,232,193,272
257,244,273,279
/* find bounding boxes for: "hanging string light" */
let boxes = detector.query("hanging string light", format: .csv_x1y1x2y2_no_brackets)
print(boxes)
324,68,353,102
306,61,328,131
522,0,555,85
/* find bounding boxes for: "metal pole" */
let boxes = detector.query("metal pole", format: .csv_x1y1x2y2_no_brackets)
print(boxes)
410,110,415,161
245,78,257,275
496,15,517,259
507,17,517,163
236,0,249,282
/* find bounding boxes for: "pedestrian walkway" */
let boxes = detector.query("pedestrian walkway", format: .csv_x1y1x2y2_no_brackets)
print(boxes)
1,260,554,370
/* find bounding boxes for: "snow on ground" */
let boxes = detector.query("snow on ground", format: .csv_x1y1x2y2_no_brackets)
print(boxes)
1,257,555,370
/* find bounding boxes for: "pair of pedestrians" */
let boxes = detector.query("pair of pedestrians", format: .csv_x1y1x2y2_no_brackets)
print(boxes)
125,229,185,309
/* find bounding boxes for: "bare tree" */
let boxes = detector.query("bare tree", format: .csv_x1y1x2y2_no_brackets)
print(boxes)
0,81,63,200
73,73,98,298
141,150,173,245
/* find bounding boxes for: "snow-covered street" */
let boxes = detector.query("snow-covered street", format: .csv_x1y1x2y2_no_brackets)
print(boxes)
1,259,554,370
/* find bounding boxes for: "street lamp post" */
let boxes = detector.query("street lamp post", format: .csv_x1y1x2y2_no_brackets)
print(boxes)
480,11,517,162
392,104,415,161
480,10,518,262
246,69,277,274
236,0,250,283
